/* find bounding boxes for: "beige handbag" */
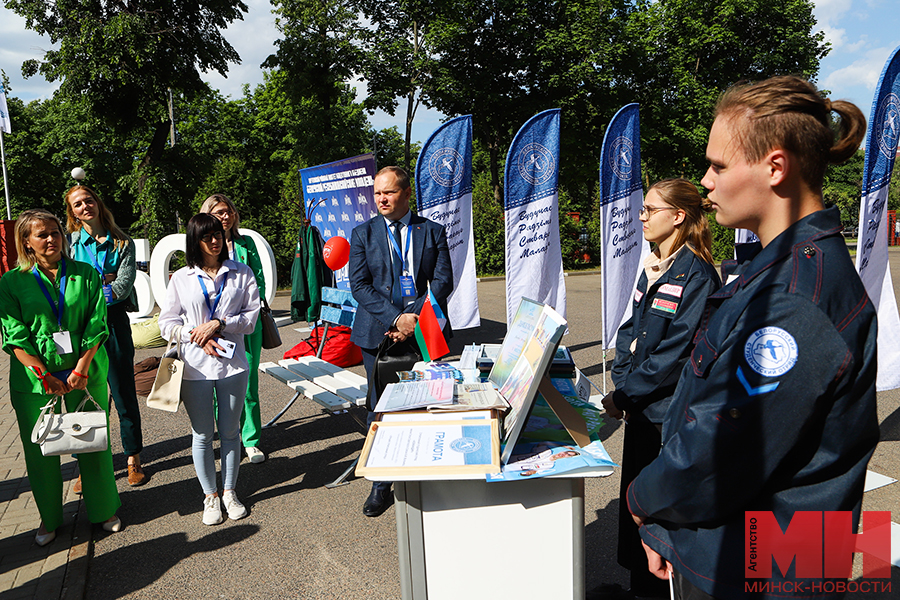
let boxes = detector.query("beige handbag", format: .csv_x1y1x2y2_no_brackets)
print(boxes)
147,326,184,412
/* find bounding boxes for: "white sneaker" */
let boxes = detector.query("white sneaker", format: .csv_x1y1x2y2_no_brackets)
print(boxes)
245,446,266,464
202,495,223,525
222,490,248,520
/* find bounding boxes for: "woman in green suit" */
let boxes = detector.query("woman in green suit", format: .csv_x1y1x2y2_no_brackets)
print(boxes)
201,194,267,463
0,209,121,546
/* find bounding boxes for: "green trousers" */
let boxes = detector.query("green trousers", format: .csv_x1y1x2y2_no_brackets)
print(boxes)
240,319,263,448
12,385,121,532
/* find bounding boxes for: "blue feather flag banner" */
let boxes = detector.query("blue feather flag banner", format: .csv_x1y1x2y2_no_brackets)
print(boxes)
503,109,566,327
300,154,378,290
416,115,479,329
598,104,649,350
855,44,900,391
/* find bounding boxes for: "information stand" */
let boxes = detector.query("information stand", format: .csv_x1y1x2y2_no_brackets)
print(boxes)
357,298,614,599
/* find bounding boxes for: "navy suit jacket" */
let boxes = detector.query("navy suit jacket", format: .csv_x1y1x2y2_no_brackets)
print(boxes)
348,213,453,350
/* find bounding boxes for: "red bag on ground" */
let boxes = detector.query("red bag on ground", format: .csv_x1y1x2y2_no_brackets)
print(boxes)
283,325,363,368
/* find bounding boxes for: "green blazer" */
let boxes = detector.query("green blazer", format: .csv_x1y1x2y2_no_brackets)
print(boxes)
232,231,265,297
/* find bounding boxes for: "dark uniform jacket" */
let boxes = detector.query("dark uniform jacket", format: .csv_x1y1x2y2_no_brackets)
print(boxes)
611,247,721,423
627,207,879,599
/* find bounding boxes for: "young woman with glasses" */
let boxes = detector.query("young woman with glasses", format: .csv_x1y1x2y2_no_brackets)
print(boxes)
601,178,721,597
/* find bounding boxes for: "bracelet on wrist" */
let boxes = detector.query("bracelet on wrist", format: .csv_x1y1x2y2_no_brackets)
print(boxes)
73,371,88,380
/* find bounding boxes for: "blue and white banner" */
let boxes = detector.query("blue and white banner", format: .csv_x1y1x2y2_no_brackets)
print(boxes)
599,104,649,349
855,45,900,391
0,84,10,134
416,115,480,330
503,109,566,327
300,154,378,290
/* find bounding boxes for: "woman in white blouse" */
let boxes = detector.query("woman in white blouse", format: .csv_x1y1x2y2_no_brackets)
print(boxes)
158,214,260,525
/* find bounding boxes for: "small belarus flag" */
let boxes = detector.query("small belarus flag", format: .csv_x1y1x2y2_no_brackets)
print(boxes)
415,288,450,362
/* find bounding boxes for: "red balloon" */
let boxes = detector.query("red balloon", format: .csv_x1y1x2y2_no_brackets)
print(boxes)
323,236,350,270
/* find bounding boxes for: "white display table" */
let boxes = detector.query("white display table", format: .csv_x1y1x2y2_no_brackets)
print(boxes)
381,469,610,600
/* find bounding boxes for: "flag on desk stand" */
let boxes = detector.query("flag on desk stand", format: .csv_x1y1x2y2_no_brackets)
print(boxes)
855,44,900,391
598,104,649,393
415,288,450,362
504,108,565,328
416,115,479,329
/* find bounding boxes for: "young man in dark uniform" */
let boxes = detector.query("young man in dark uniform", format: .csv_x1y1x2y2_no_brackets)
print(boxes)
627,76,880,599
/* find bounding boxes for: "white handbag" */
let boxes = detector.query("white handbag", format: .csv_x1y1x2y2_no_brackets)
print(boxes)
30,392,109,456
147,325,184,412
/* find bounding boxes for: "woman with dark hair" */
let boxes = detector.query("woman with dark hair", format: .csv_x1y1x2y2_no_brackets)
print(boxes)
200,194,266,464
65,185,146,487
158,214,260,525
0,209,121,546
602,178,720,598
626,77,877,598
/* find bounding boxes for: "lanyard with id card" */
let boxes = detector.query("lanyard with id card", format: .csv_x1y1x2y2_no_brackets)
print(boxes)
86,240,114,303
387,221,416,307
32,260,73,356
197,272,233,358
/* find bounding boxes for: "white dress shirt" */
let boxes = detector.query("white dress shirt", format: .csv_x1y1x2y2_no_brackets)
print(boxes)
158,260,260,380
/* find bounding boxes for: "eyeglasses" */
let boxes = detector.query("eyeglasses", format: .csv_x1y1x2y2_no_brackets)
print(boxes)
211,209,234,218
639,205,678,217
200,231,224,243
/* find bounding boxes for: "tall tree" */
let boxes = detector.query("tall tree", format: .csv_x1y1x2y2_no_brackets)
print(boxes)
265,0,366,162
358,0,441,172
6,0,249,233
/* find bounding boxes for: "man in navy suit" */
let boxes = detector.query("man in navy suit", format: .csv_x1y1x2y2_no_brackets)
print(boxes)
349,165,453,516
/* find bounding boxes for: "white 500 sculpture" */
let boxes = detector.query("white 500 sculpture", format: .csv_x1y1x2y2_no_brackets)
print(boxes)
131,229,277,320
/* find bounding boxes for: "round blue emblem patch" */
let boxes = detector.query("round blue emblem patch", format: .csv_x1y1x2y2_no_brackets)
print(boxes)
450,437,482,453
516,143,556,185
609,136,635,181
743,327,798,377
876,93,900,159
428,147,465,187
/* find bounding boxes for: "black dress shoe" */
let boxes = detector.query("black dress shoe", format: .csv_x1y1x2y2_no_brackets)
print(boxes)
363,484,392,517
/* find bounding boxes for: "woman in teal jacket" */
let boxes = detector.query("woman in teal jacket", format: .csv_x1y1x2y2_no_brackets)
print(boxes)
66,185,146,487
201,194,267,463
0,209,121,546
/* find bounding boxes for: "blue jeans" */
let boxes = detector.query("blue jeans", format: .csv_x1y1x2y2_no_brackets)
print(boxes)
182,372,248,495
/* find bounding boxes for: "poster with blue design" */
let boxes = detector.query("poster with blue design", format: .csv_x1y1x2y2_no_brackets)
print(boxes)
855,45,900,391
416,115,480,329
599,104,650,349
503,109,566,327
300,154,378,290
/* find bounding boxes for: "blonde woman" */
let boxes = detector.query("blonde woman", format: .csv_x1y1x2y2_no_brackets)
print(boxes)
0,209,121,546
65,186,146,486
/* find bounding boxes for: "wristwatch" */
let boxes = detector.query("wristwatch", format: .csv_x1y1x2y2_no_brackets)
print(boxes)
216,318,226,332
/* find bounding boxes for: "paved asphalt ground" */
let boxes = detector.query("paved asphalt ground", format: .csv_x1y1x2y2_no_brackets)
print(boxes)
2,252,900,599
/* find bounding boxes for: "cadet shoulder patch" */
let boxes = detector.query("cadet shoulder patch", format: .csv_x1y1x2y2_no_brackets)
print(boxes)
743,327,798,377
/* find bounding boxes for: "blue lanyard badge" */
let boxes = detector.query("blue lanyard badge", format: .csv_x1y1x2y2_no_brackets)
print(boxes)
87,242,115,303
197,273,225,320
386,221,412,275
32,260,67,330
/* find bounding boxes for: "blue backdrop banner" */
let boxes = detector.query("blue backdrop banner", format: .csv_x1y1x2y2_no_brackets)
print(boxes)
300,154,378,290
415,115,480,329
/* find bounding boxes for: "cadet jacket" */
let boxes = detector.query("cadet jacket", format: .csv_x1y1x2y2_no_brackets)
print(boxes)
627,207,879,599
611,246,720,423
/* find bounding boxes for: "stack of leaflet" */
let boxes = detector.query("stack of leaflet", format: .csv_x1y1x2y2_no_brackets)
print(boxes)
397,362,466,382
